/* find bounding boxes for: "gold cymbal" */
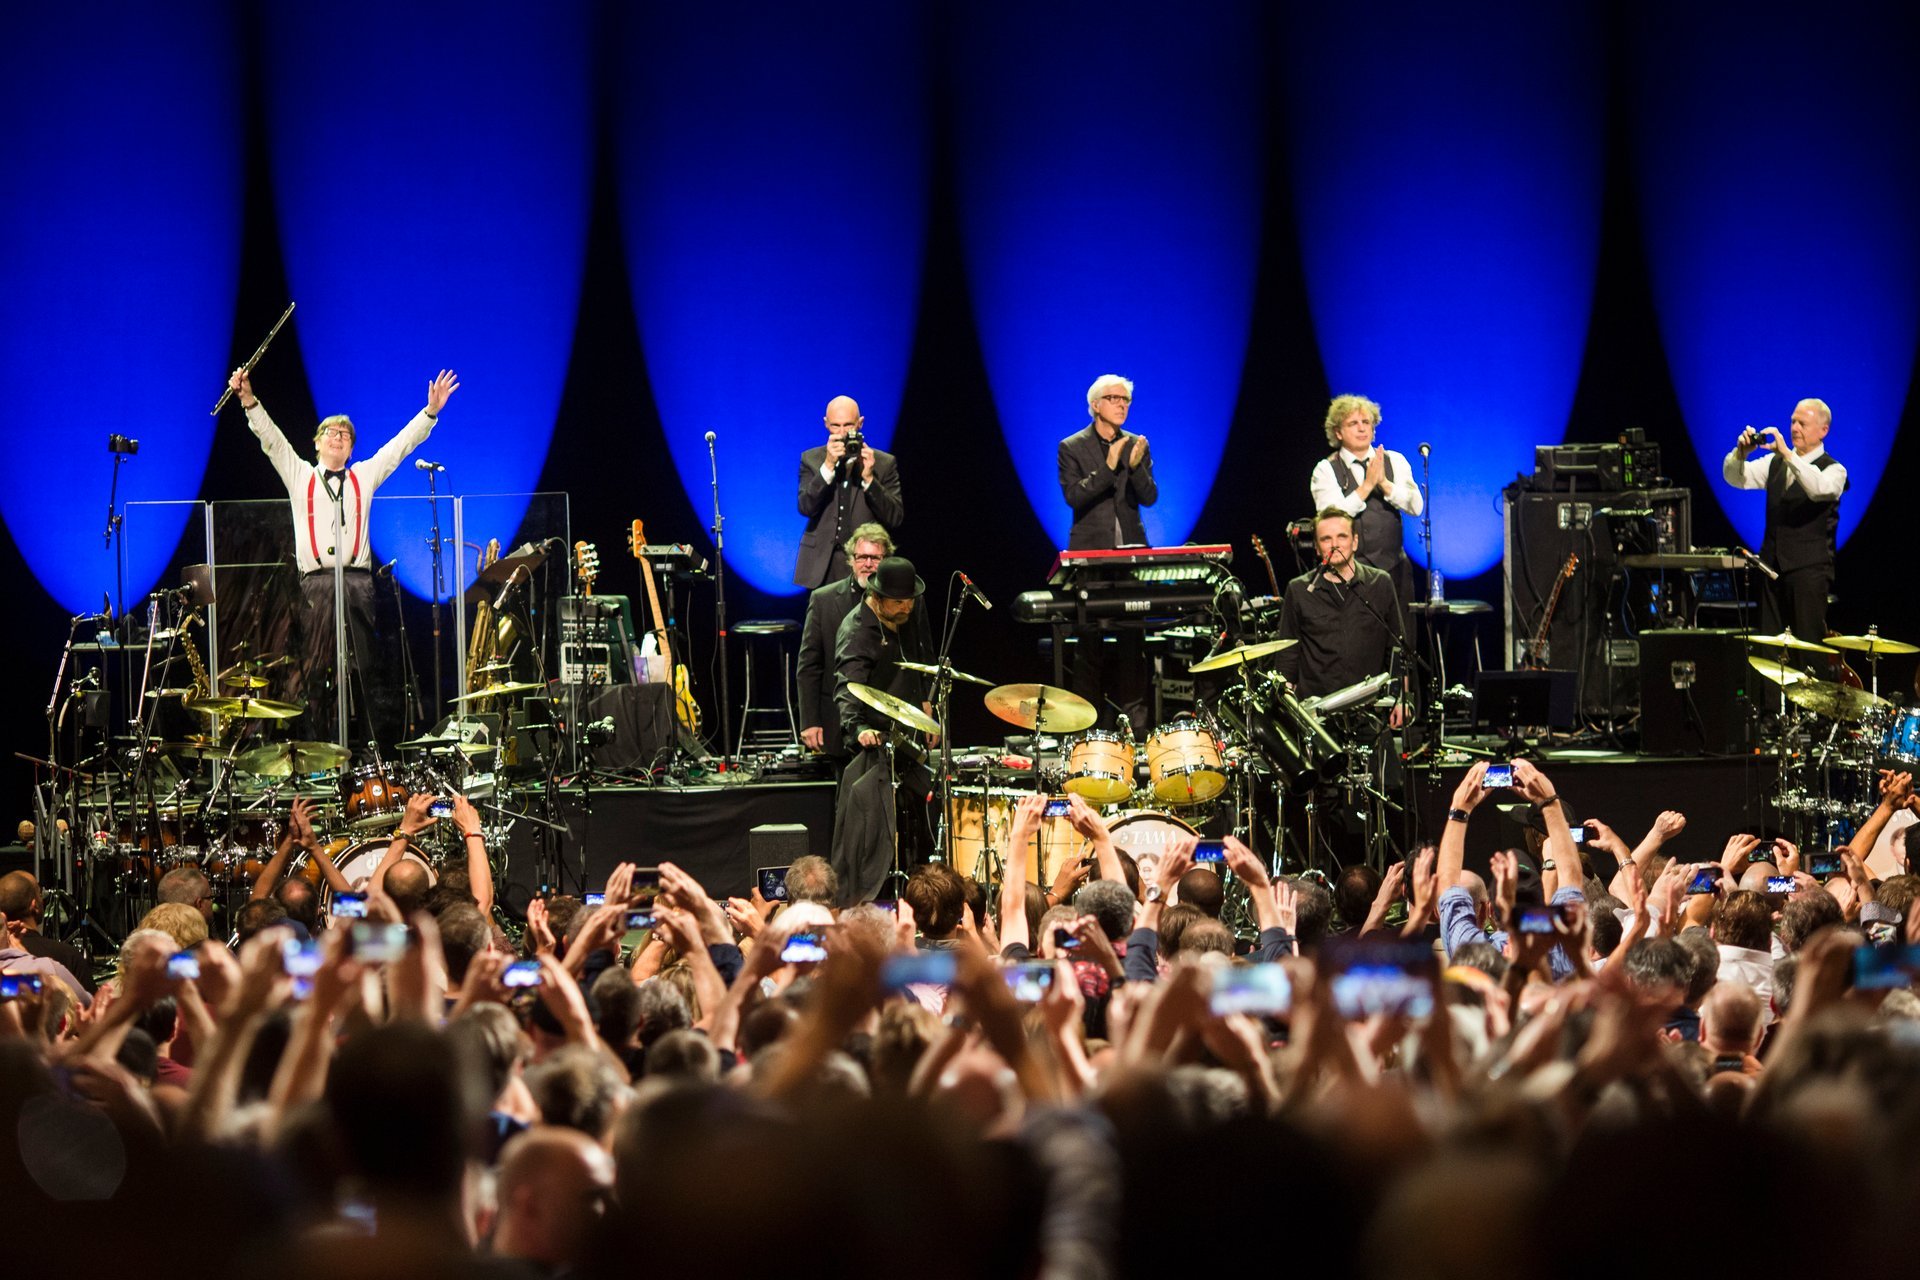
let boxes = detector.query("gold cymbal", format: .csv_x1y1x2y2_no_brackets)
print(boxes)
848,682,942,735
982,683,1097,734
1784,678,1890,722
1189,637,1299,674
233,740,352,777
1826,633,1920,656
1746,656,1810,688
897,659,993,688
218,656,291,689
185,695,303,720
151,737,230,759
1745,630,1837,655
450,680,544,704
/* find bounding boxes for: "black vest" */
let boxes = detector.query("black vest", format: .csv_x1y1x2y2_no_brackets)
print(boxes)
1329,449,1406,568
1762,451,1845,575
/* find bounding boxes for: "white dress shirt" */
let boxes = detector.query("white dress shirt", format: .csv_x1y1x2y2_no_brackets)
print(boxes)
1309,447,1424,518
1721,443,1848,500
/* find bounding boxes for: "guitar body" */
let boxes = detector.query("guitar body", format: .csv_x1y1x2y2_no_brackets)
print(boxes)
629,519,702,733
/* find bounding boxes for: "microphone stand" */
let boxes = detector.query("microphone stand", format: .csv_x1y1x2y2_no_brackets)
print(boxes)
426,464,446,725
928,573,980,865
706,433,732,765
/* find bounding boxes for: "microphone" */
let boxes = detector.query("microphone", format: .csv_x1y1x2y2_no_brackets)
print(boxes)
492,564,529,610
704,431,717,445
958,571,993,611
1307,555,1330,592
1734,545,1779,581
414,459,445,473
1117,712,1132,742
1418,442,1431,458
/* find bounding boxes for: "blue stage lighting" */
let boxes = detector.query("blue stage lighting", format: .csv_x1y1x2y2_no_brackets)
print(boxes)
258,0,595,600
0,6,240,614
1283,4,1605,579
1630,6,1917,553
613,3,929,596
953,1,1264,553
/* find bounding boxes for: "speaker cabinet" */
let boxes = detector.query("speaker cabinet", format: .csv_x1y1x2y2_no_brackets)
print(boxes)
749,823,811,870
1637,628,1756,756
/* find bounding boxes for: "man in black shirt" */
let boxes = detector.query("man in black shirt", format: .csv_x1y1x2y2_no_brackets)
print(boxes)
797,521,893,766
1722,399,1848,643
794,396,905,589
830,557,937,904
1276,510,1408,723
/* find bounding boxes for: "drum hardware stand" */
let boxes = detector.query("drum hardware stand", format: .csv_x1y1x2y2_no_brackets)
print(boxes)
386,558,425,739
929,572,986,859
423,461,448,728
879,736,913,899
704,430,734,765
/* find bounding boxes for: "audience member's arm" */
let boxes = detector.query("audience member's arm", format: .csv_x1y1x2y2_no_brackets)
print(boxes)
451,795,494,918
658,907,726,1021
180,936,291,1141
374,794,437,897
1000,794,1047,952
1037,959,1093,1097
1514,761,1580,895
1126,839,1196,984
1438,761,1491,891
267,931,364,1128
1401,847,1438,938
534,954,601,1050
1612,810,1685,899
1852,770,1913,861
250,811,297,902
1359,861,1406,936
1067,795,1128,898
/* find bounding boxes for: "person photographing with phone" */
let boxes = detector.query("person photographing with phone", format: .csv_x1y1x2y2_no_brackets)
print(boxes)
1723,399,1848,643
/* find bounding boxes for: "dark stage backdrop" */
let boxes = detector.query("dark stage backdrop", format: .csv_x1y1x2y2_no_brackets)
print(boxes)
4,3,1919,824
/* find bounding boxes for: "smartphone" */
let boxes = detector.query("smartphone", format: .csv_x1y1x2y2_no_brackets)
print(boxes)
1044,798,1071,818
1515,904,1559,935
281,937,322,978
1808,852,1843,880
1709,1054,1747,1075
0,974,44,999
1192,839,1227,864
1686,868,1721,896
1852,944,1920,991
428,797,455,819
501,958,544,989
331,891,369,919
633,866,662,889
1765,875,1795,895
869,899,897,915
780,930,828,965
349,921,411,964
167,952,201,980
758,865,791,902
1003,961,1055,1003
1210,963,1294,1016
1482,763,1514,789
1748,842,1778,864
1569,825,1589,846
1323,937,1436,1020
882,950,957,989
583,892,607,907
1052,927,1083,953
624,910,656,931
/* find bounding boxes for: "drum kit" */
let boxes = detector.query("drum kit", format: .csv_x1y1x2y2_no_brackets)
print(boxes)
845,631,1404,893
1744,627,1920,847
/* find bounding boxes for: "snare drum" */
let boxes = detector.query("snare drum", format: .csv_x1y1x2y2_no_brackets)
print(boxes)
1062,730,1136,805
1145,719,1225,804
341,764,410,831
945,788,1080,886
1882,707,1920,768
325,837,438,905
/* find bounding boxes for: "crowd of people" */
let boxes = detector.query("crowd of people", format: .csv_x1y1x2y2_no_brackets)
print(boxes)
6,757,1920,1277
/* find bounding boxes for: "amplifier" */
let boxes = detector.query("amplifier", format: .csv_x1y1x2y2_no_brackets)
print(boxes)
558,596,637,685
1637,629,1757,756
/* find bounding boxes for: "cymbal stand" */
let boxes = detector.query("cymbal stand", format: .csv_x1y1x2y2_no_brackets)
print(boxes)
929,573,983,860
880,736,912,899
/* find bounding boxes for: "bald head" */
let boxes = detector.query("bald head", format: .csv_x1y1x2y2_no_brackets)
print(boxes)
1701,980,1764,1056
493,1126,615,1267
824,396,862,436
386,861,431,915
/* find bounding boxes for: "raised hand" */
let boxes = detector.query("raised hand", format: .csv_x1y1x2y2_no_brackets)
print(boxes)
426,369,460,416
1651,810,1687,841
1128,434,1148,468
1222,835,1270,890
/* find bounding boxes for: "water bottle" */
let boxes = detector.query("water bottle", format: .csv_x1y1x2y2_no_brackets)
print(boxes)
1428,567,1445,605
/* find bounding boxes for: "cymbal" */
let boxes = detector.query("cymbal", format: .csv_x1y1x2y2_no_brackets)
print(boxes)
450,680,543,704
1784,678,1890,722
143,687,198,700
1745,630,1836,655
982,683,1098,734
897,660,993,688
233,740,352,777
185,695,304,720
396,734,494,756
1746,656,1810,688
1189,636,1299,674
1827,633,1920,656
218,656,291,689
151,738,230,759
848,682,942,735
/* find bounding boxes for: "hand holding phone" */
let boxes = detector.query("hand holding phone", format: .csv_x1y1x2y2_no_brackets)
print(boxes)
1482,763,1514,789
331,891,369,919
758,866,791,903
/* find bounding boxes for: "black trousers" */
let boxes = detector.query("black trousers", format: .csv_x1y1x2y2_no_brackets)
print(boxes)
1760,564,1829,644
301,568,379,743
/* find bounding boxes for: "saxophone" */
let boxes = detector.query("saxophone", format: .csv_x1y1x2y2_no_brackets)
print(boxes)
466,539,502,695
179,608,214,702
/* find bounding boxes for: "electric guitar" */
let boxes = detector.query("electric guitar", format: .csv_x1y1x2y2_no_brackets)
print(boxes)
1250,533,1281,597
573,541,600,596
1522,552,1579,669
628,519,700,732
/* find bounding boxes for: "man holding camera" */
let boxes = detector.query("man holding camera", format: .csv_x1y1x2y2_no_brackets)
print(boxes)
1722,399,1848,643
794,395,904,589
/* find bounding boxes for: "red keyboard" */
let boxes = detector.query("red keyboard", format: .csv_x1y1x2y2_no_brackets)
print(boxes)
1048,544,1233,586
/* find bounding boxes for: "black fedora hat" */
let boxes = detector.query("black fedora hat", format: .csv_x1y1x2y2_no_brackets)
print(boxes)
866,556,925,601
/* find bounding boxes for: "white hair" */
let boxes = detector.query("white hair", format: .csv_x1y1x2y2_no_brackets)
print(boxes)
1796,398,1832,428
1086,373,1135,415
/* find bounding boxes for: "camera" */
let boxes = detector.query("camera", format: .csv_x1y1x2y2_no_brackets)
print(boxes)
332,891,369,919
167,952,201,980
842,429,865,455
781,931,828,965
1808,852,1843,880
107,433,140,456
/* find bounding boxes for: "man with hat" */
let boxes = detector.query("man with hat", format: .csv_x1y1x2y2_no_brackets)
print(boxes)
830,556,938,904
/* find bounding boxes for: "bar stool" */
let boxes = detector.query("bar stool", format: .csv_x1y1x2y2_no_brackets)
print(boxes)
736,618,800,751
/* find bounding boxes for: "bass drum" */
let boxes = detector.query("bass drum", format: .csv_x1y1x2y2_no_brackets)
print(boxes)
1105,810,1200,882
325,838,438,906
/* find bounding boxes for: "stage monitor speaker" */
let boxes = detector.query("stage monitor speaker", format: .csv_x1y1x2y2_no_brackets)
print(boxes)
1636,628,1756,756
1503,487,1691,720
749,823,810,870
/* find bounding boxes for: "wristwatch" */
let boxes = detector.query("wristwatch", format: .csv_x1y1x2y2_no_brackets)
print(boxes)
1447,808,1472,824
1145,883,1163,904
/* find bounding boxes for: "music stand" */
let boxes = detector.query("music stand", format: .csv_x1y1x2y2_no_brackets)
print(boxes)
1471,670,1576,757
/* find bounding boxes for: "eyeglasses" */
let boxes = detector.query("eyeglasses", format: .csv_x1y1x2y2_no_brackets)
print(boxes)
1099,394,1131,405
318,427,352,441
851,554,884,564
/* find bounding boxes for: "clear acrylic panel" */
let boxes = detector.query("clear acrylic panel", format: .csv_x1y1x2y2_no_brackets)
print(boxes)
451,492,571,698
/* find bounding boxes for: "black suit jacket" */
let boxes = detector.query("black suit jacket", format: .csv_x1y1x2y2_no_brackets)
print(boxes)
1057,425,1157,549
833,600,931,749
797,575,866,757
794,444,904,587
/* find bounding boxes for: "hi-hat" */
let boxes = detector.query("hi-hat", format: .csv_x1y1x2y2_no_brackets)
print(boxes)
983,683,1097,734
151,737,230,759
233,740,352,777
1190,637,1298,674
218,656,290,689
1745,630,1836,655
897,660,993,688
451,680,543,704
1785,678,1890,722
1827,633,1920,656
1746,656,1810,688
847,682,942,735
185,695,303,720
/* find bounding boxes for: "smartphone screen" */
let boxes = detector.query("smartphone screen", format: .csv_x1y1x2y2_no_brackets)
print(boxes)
1809,854,1842,879
350,922,410,964
281,937,322,978
1569,825,1589,846
1516,905,1557,935
1052,927,1082,952
758,866,791,902
167,952,201,980
1765,875,1795,895
1003,961,1054,1003
0,974,44,999
1686,868,1720,896
1852,944,1920,991
428,798,454,819
781,931,828,965
1192,840,1227,864
1044,798,1071,818
331,892,369,919
1482,763,1514,789
633,866,662,889
624,910,656,931
501,959,544,989
882,951,957,989
1324,937,1436,1020
1210,963,1293,1016
583,892,606,907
